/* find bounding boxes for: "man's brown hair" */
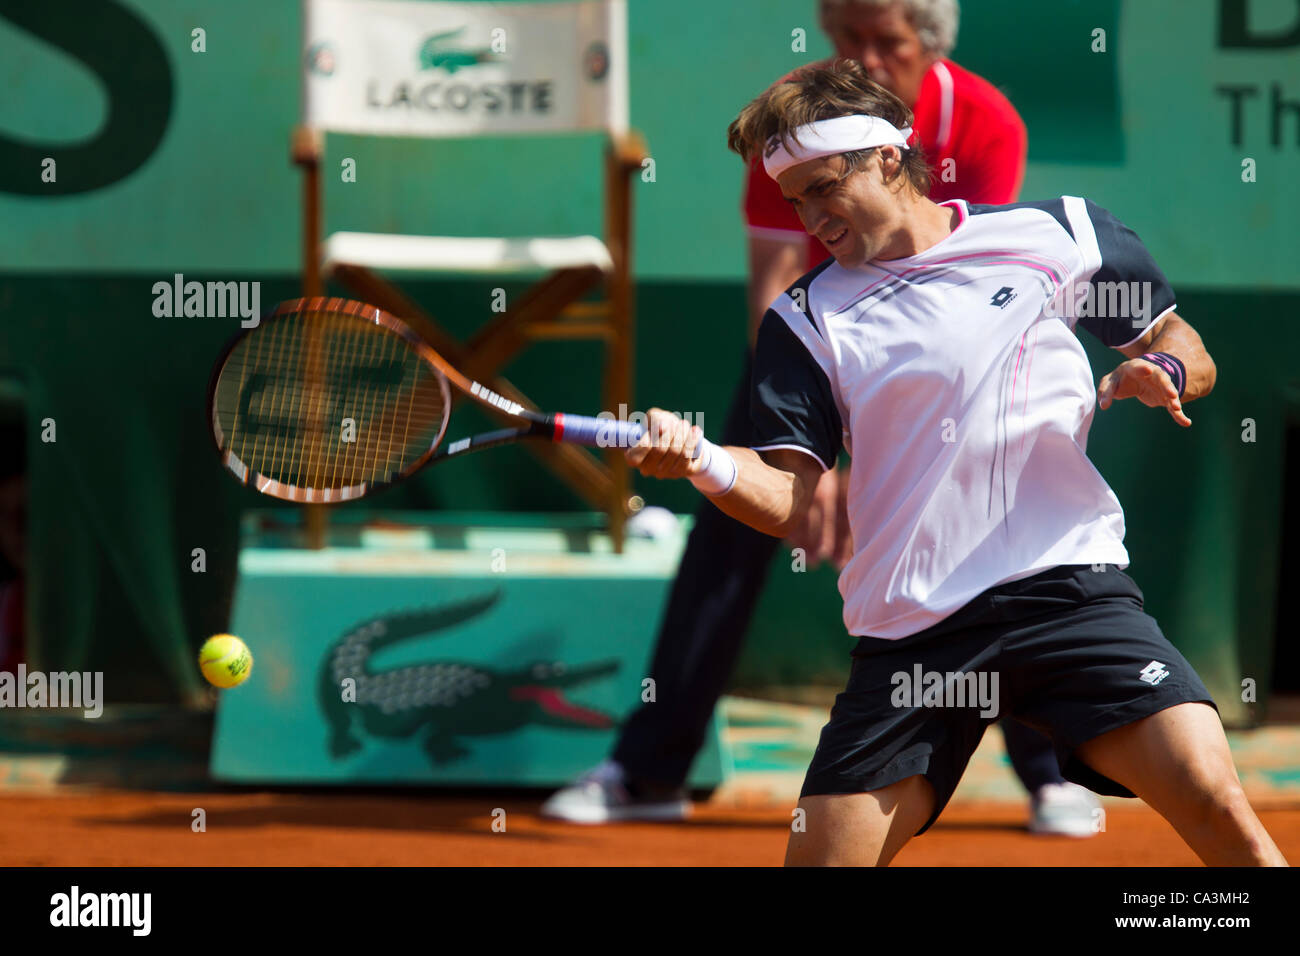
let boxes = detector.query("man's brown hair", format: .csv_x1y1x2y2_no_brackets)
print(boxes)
726,58,930,194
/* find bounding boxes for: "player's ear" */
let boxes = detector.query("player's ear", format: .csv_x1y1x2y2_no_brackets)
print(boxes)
878,145,902,183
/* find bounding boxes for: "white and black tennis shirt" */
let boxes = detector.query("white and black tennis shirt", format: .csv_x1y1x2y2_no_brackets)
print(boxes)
751,197,1177,639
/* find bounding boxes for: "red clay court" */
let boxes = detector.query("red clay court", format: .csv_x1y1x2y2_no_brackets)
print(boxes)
3,699,1297,866
3,791,1298,866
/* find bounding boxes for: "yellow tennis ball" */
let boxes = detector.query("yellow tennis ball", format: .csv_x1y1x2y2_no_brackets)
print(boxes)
199,634,253,689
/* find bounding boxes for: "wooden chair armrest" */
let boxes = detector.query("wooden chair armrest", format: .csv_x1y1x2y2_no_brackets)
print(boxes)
291,125,323,167
608,129,648,171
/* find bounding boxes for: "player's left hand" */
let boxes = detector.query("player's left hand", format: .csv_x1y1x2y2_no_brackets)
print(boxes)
1097,358,1191,427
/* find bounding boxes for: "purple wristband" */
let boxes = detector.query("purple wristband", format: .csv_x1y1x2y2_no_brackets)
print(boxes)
1140,352,1186,397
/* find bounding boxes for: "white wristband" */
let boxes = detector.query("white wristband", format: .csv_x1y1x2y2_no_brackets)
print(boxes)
689,441,738,497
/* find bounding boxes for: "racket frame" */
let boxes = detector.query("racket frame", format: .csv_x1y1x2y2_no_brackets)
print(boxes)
207,297,459,503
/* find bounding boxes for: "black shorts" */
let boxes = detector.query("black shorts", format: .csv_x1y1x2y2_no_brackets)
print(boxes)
800,564,1217,835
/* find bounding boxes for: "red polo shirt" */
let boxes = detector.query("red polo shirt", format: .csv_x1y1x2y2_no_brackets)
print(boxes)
743,59,1028,269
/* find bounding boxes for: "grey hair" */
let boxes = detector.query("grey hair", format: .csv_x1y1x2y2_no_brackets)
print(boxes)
819,0,960,58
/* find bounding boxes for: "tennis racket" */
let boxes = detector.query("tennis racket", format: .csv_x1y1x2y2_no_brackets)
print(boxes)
207,296,731,503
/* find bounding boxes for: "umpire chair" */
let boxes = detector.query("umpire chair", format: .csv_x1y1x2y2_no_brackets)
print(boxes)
293,0,646,549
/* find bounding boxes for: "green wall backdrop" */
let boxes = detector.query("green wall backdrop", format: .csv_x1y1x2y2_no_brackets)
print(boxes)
1,0,1298,721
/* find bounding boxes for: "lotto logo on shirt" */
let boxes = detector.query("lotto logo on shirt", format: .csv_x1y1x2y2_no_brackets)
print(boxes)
990,286,1017,309
1139,661,1171,685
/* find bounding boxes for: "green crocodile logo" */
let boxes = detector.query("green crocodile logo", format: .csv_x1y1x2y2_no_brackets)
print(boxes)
319,591,617,764
418,28,499,74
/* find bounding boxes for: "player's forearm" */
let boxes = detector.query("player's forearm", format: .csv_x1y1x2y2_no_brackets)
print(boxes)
705,447,810,538
625,412,818,535
1143,314,1216,402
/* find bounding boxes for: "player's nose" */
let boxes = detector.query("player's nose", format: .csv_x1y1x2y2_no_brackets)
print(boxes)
800,201,830,236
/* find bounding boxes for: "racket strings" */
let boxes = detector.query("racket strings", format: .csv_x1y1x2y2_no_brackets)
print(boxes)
213,308,449,494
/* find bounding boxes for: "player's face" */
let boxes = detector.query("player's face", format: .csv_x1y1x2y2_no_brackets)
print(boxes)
778,151,905,269
820,1,935,107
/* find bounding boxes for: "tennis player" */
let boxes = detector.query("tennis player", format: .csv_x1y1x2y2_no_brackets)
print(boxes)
545,0,1098,837
626,59,1288,866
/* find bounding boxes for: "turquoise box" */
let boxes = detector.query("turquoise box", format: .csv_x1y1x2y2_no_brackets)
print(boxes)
210,513,728,787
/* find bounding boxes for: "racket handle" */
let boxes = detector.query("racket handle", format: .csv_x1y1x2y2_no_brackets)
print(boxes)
552,413,642,449
551,413,738,496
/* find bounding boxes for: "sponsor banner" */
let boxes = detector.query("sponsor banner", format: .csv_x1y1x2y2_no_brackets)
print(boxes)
303,0,627,136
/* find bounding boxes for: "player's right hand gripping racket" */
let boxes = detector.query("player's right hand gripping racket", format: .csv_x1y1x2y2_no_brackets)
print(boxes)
208,297,734,503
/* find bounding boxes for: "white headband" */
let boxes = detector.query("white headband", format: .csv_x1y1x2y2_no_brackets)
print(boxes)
762,115,913,179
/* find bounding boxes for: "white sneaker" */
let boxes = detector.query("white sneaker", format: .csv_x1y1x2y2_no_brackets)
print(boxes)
540,759,691,824
1029,782,1101,837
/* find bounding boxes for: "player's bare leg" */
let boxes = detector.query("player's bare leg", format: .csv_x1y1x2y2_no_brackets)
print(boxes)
1073,702,1287,866
785,774,935,866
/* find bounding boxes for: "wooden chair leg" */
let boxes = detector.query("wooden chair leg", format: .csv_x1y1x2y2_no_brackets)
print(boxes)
604,137,639,552
295,127,329,550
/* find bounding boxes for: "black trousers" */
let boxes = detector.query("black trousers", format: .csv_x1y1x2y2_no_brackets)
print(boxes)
612,357,1066,794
